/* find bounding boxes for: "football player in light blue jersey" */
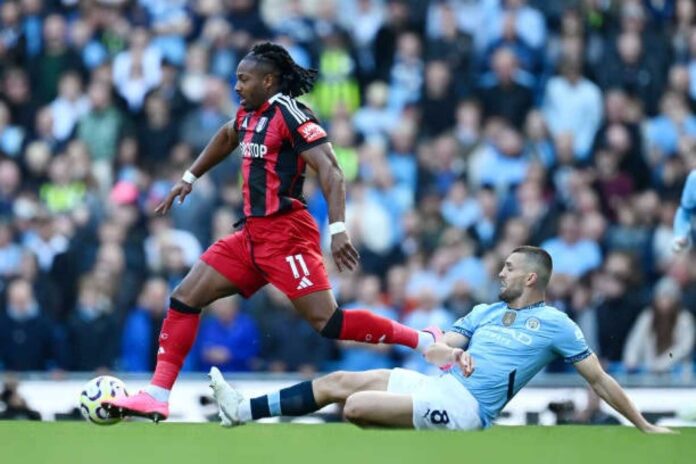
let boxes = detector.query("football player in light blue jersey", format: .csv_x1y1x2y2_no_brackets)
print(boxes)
672,169,696,252
208,246,671,433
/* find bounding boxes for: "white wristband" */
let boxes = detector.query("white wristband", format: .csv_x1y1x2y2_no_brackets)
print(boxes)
329,221,347,236
182,170,198,184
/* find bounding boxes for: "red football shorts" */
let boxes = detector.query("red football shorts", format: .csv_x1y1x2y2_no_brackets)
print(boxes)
200,208,332,299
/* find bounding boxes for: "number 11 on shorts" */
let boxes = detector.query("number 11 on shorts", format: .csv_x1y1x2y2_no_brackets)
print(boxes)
285,254,310,278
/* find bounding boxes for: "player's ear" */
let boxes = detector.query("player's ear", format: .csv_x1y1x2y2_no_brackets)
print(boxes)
526,272,538,287
263,73,277,91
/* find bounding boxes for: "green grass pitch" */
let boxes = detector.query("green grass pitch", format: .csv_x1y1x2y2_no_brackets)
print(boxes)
1,422,693,464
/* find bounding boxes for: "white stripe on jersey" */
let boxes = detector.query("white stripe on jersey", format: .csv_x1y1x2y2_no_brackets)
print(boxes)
276,95,308,124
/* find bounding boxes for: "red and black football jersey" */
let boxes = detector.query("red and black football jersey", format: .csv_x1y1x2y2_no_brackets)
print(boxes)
233,93,329,217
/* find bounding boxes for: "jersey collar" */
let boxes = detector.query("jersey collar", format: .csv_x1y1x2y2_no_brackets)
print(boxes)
255,93,285,113
507,300,545,311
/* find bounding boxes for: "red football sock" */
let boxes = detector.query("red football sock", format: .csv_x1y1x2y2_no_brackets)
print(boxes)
151,309,200,390
339,309,418,348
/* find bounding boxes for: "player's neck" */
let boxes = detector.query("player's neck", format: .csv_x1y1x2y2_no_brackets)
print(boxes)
506,292,545,310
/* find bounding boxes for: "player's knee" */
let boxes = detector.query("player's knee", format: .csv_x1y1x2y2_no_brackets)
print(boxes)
317,371,350,401
343,394,368,424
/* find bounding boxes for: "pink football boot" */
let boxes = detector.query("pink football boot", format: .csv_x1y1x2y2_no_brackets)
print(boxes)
103,391,169,423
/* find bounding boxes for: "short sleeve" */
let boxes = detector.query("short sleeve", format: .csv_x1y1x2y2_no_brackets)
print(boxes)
554,317,592,364
450,304,488,339
275,97,329,152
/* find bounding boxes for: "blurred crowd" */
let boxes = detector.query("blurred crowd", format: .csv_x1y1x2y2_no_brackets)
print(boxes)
1,0,696,378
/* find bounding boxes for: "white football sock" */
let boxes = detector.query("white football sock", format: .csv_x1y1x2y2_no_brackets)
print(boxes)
144,385,170,402
238,400,252,423
416,331,436,353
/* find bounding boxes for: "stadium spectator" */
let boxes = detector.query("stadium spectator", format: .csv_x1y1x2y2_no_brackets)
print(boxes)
477,48,533,130
623,276,695,374
353,81,398,141
419,60,456,137
112,27,163,113
0,99,24,157
0,278,58,371
64,276,119,371
541,213,602,279
121,277,169,372
28,14,83,105
76,80,125,191
595,252,649,365
0,220,22,279
49,71,89,144
542,56,603,161
197,296,260,373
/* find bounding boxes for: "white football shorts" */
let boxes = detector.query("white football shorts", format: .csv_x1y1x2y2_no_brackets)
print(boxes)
387,368,482,431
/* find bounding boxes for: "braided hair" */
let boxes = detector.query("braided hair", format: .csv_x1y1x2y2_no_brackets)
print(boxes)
248,42,318,98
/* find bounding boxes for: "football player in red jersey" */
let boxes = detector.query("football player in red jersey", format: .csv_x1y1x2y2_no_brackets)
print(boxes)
104,43,440,422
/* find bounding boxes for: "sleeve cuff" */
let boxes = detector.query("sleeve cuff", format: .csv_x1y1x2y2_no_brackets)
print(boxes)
451,326,473,339
565,348,592,364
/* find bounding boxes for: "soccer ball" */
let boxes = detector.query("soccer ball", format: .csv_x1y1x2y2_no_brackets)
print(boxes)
79,375,128,425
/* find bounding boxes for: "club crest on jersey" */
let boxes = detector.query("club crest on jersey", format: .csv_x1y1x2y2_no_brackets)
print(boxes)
525,317,540,331
502,311,517,326
255,117,268,133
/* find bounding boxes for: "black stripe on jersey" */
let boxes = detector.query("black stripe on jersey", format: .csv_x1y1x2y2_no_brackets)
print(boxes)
248,107,276,216
275,139,303,213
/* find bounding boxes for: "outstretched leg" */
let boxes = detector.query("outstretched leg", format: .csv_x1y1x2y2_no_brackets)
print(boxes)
209,368,392,425
291,290,438,352
104,261,241,421
343,392,414,428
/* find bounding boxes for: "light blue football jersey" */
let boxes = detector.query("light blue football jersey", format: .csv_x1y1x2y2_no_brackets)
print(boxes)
447,301,591,428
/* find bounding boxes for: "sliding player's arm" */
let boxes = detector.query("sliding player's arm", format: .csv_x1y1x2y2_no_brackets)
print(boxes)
424,332,474,376
574,354,672,433
155,121,239,214
424,305,487,375
302,143,360,273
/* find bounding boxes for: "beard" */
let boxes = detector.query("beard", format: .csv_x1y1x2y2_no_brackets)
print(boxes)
499,284,523,302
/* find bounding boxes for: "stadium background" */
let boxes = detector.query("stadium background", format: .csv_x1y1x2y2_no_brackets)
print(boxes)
1,0,696,429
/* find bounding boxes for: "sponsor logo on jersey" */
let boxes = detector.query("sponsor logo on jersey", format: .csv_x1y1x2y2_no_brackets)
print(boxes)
240,141,268,159
298,121,327,143
241,115,250,129
525,317,540,331
255,117,268,133
296,276,314,290
481,326,533,346
502,311,517,326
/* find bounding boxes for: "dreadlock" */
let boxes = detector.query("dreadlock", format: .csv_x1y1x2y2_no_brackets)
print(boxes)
248,42,318,98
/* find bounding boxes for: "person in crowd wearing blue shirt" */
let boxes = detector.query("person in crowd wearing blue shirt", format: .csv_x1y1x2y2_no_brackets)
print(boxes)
208,246,670,433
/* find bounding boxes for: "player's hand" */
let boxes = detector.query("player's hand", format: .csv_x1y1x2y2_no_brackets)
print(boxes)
154,180,193,215
331,232,360,272
452,348,475,377
642,424,676,434
672,236,690,253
